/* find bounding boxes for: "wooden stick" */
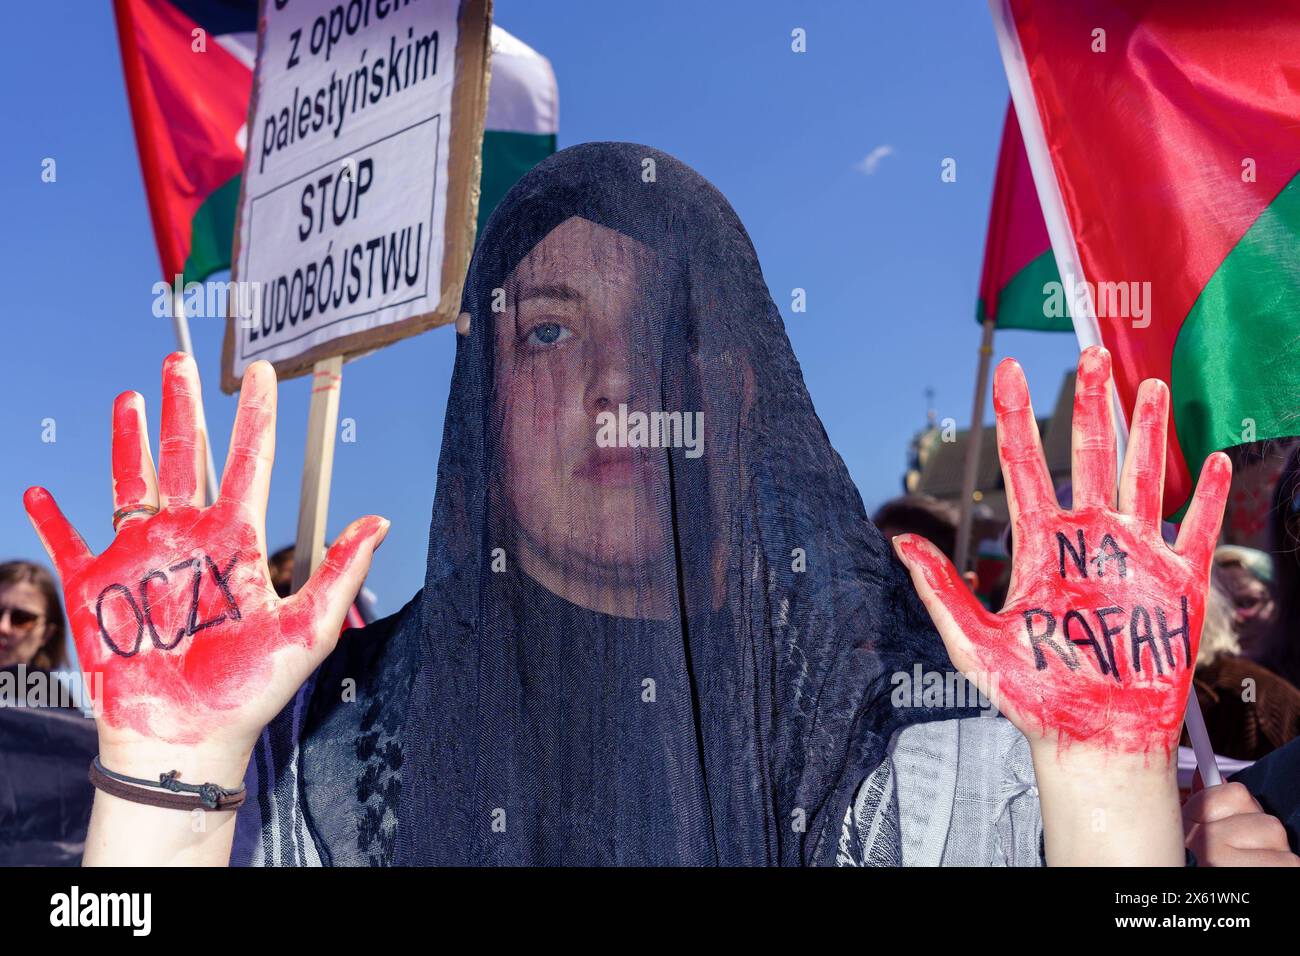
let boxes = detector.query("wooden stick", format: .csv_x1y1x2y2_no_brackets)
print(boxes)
291,356,344,594
955,318,997,572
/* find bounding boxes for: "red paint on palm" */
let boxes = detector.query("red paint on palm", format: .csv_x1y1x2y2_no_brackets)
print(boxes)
111,392,153,507
23,353,387,747
158,351,204,509
895,347,1230,759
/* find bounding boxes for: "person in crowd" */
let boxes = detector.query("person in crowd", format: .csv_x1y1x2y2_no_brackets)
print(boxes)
1230,734,1300,859
266,545,294,599
1184,568,1300,760
1215,545,1277,660
266,544,376,627
1196,447,1300,858
0,560,96,865
0,559,65,670
874,495,978,593
22,143,1259,867
1268,446,1300,688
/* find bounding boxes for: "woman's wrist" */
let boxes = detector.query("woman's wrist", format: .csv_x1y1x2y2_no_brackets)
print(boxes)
96,737,253,791
1029,744,1184,866
83,738,252,867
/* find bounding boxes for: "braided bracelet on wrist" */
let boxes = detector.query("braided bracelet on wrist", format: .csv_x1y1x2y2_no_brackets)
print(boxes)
89,756,247,811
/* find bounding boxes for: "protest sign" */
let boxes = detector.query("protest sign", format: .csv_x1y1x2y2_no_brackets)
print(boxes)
221,0,490,392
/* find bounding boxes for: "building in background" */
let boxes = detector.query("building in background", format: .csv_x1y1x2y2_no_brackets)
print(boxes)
904,369,1295,576
908,371,1073,522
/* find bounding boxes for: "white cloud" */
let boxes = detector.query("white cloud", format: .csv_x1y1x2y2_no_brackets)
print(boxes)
855,144,894,176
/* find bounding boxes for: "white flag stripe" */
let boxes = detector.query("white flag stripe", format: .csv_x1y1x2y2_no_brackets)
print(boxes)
486,25,558,135
214,31,257,70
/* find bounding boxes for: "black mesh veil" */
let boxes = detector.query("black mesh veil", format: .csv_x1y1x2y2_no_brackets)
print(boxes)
386,142,976,865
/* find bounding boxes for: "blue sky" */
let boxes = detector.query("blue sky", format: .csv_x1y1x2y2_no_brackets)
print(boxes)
1,0,1078,620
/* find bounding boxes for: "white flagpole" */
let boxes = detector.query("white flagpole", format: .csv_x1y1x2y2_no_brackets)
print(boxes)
988,0,1129,455
168,286,221,506
988,0,1220,785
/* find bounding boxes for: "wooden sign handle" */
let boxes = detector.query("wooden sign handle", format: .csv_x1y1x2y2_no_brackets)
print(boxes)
291,355,344,594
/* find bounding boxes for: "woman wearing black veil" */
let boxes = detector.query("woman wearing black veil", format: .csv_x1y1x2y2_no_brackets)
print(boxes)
236,142,1024,866
31,142,1092,868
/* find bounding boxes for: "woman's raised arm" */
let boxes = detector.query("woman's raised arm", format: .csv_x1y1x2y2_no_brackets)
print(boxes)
24,353,389,865
894,346,1231,866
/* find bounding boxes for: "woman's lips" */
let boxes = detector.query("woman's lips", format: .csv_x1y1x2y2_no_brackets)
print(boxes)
574,447,645,487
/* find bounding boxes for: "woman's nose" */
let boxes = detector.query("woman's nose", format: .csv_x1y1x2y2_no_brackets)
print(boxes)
586,350,634,413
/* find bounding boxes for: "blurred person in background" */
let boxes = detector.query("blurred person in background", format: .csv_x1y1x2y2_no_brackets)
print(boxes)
1269,444,1300,688
1184,568,1300,761
874,495,978,593
267,544,377,628
0,560,95,865
0,559,66,670
1215,545,1277,660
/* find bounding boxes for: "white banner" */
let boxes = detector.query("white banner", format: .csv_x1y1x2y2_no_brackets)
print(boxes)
227,0,482,384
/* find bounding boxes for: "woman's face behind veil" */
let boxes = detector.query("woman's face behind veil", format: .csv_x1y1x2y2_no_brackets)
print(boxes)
493,215,674,619
400,144,966,867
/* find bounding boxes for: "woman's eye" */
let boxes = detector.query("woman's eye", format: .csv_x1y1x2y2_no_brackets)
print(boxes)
523,322,572,348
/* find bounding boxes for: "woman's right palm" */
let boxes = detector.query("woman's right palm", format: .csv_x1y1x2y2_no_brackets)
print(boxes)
24,353,388,753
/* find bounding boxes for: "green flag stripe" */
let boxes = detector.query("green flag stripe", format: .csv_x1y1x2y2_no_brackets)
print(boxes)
1169,170,1300,519
477,129,557,234
180,173,243,285
977,248,1072,332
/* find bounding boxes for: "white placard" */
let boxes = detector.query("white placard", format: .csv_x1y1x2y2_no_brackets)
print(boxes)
226,0,483,386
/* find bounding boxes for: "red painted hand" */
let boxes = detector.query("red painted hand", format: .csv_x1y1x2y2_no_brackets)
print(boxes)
894,346,1230,759
24,353,388,754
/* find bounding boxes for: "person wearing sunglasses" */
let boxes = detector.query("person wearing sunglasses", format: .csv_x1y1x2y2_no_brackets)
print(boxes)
0,560,65,670
0,559,97,864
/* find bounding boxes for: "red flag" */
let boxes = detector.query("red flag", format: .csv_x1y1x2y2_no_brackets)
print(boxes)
977,100,1068,332
114,0,255,284
114,5,558,289
996,0,1300,516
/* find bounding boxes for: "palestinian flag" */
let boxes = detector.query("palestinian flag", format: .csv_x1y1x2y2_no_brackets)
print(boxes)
114,0,253,285
976,100,1069,332
114,0,558,285
994,0,1300,517
479,25,559,233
